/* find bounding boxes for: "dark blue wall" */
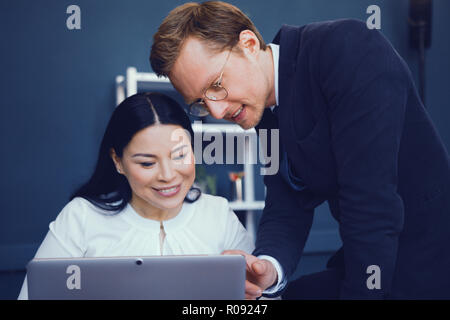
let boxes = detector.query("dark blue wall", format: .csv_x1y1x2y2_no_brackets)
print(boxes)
1,0,449,299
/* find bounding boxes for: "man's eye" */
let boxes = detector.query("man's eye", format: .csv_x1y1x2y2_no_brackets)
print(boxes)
173,153,186,160
141,162,155,167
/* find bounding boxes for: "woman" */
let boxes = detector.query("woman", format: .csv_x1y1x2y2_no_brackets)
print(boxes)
18,92,254,299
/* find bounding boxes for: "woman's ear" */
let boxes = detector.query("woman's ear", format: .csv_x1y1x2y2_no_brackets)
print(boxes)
110,148,123,174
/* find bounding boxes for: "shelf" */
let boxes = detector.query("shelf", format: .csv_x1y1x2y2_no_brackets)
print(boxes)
229,201,265,211
192,122,257,135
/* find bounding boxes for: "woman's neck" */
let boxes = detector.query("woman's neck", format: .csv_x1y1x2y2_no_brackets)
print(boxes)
129,194,183,222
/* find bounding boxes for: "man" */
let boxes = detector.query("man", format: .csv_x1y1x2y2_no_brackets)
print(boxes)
150,1,450,299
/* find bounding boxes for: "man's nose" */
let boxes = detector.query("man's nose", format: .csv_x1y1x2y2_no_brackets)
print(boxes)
205,100,229,119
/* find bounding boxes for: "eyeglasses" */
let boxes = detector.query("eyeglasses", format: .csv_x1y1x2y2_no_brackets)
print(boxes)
188,48,233,117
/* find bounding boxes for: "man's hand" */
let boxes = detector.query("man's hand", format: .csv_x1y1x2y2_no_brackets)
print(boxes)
222,250,278,300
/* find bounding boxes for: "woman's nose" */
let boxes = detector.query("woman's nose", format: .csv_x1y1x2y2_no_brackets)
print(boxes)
205,100,229,119
158,160,176,182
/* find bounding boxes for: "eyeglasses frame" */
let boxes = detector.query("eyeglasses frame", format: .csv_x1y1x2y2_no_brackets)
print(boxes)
187,48,233,116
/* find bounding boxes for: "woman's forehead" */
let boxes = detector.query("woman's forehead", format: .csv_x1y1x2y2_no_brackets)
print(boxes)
125,124,191,153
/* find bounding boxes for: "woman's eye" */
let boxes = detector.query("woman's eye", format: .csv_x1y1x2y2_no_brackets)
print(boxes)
140,162,155,168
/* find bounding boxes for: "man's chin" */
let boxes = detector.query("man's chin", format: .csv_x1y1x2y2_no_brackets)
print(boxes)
227,105,264,130
238,122,256,130
241,111,265,130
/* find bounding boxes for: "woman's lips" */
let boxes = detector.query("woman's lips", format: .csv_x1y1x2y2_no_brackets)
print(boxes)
153,184,181,197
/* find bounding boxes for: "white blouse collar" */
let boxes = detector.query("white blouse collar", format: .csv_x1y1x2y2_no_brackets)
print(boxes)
120,200,195,233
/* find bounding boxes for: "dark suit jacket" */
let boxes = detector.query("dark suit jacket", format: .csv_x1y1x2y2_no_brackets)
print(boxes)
253,19,450,299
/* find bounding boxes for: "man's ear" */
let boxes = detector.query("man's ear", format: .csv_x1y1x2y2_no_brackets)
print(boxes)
110,148,123,174
238,30,260,57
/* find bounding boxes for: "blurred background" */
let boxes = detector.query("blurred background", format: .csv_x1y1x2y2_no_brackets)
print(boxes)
1,0,449,299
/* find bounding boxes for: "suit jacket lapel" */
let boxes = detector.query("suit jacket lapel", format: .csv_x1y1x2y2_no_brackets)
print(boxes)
274,25,302,172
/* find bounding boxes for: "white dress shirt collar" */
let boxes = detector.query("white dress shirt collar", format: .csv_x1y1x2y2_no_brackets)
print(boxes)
267,43,280,111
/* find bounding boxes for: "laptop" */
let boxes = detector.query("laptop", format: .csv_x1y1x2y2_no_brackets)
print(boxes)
26,255,245,300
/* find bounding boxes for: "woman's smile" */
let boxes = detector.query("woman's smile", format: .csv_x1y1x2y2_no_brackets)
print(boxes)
152,184,182,197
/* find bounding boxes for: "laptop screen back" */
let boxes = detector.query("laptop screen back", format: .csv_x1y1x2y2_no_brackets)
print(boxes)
26,255,245,300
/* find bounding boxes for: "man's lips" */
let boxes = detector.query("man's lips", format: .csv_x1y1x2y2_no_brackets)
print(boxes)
227,105,246,122
231,105,244,118
230,105,247,123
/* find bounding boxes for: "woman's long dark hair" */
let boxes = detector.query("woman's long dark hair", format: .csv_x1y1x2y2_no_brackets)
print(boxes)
71,92,200,212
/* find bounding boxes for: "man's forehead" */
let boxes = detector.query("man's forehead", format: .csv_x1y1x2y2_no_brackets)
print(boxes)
170,38,226,103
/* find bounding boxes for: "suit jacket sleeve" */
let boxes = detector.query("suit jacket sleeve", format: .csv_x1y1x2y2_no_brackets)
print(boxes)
253,111,322,280
319,20,410,298
253,171,316,280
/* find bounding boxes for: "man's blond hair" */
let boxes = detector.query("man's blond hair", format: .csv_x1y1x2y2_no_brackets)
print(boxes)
150,1,266,77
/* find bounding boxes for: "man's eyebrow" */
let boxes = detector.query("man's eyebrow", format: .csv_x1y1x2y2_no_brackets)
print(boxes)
186,94,201,105
185,97,197,105
171,145,188,153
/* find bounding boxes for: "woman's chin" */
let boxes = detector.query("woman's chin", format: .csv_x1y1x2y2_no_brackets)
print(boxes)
152,191,189,210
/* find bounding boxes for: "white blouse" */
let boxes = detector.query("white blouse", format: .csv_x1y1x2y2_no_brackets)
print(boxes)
18,194,255,299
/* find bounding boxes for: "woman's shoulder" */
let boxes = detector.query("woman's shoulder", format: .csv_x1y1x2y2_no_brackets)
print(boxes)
55,197,116,223
51,197,125,239
194,193,229,209
52,197,90,224
62,197,104,213
188,193,231,219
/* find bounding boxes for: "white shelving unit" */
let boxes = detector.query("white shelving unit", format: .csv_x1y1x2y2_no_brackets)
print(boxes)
116,67,265,240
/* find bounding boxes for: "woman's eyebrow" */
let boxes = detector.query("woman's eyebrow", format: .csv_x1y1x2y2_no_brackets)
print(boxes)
131,145,187,158
131,153,156,158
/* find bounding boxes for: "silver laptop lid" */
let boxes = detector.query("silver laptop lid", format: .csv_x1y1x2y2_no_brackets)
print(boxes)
26,255,245,300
